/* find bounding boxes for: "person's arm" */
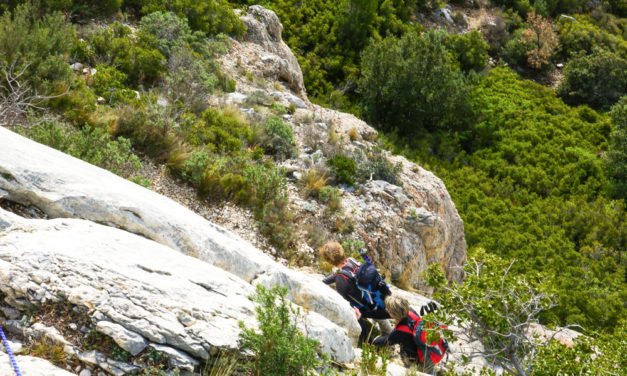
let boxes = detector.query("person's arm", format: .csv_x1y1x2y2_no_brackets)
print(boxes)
322,273,336,285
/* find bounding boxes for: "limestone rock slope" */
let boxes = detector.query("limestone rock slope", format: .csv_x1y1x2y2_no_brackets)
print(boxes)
216,6,466,288
0,127,357,367
0,209,354,373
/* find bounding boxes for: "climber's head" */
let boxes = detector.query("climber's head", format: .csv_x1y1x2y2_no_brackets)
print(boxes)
320,241,345,267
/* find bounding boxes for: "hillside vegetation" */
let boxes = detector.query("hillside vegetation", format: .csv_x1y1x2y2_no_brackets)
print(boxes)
0,0,625,374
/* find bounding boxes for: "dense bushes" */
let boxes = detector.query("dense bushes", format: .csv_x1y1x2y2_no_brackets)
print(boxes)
445,30,490,72
557,14,627,58
256,116,296,160
359,30,471,138
384,68,626,331
557,49,627,110
605,97,627,201
132,0,245,37
0,2,73,95
240,0,419,105
88,22,166,88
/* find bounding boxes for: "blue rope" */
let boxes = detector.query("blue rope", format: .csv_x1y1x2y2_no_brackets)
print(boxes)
0,323,22,376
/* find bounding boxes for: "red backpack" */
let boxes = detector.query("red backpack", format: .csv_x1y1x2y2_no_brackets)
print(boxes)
395,309,448,364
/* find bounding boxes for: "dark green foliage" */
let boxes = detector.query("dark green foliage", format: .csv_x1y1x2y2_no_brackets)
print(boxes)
557,49,627,110
239,284,327,376
0,2,73,95
48,77,98,126
327,154,357,185
606,96,627,200
532,321,627,375
64,0,123,18
256,116,296,160
557,13,627,58
241,0,418,105
489,0,587,17
501,28,529,69
132,0,245,37
359,30,471,138
88,22,166,87
446,30,490,72
91,64,137,104
384,68,626,331
116,102,179,160
139,11,194,58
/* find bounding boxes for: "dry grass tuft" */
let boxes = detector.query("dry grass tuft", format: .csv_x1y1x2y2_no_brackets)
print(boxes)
348,127,359,141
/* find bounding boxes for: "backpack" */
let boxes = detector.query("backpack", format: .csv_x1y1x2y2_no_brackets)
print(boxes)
396,309,448,364
338,257,392,311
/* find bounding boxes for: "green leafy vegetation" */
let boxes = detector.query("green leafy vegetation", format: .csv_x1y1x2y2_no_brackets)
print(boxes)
327,154,357,185
239,284,328,376
557,49,627,110
425,251,552,376
359,30,472,141
605,96,627,201
384,67,626,332
0,1,73,95
20,121,147,183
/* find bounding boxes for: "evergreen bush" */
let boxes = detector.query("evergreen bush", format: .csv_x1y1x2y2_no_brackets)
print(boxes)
557,49,627,110
239,284,326,376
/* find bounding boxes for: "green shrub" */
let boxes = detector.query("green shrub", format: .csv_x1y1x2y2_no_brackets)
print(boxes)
355,146,402,185
557,49,627,110
243,163,288,210
91,64,137,104
22,121,144,180
318,186,342,213
184,108,251,153
48,77,98,126
0,2,73,95
161,48,224,113
136,0,245,37
327,154,357,185
359,30,472,137
605,96,627,200
116,102,178,160
239,284,327,376
557,14,627,58
385,67,626,331
139,11,193,58
257,116,296,160
89,22,166,87
446,30,489,72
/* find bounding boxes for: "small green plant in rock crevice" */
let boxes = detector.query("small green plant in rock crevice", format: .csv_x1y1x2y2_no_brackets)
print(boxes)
239,284,328,376
83,330,131,363
358,343,390,376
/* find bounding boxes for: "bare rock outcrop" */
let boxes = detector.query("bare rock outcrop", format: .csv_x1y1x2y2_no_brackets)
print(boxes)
0,127,359,365
237,5,306,97
0,208,356,370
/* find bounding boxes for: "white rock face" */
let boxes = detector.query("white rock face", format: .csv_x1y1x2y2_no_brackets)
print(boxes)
0,208,356,364
0,352,75,376
0,126,360,347
238,5,306,97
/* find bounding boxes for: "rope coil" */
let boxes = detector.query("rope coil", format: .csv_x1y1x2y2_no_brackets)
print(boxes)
0,323,22,376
